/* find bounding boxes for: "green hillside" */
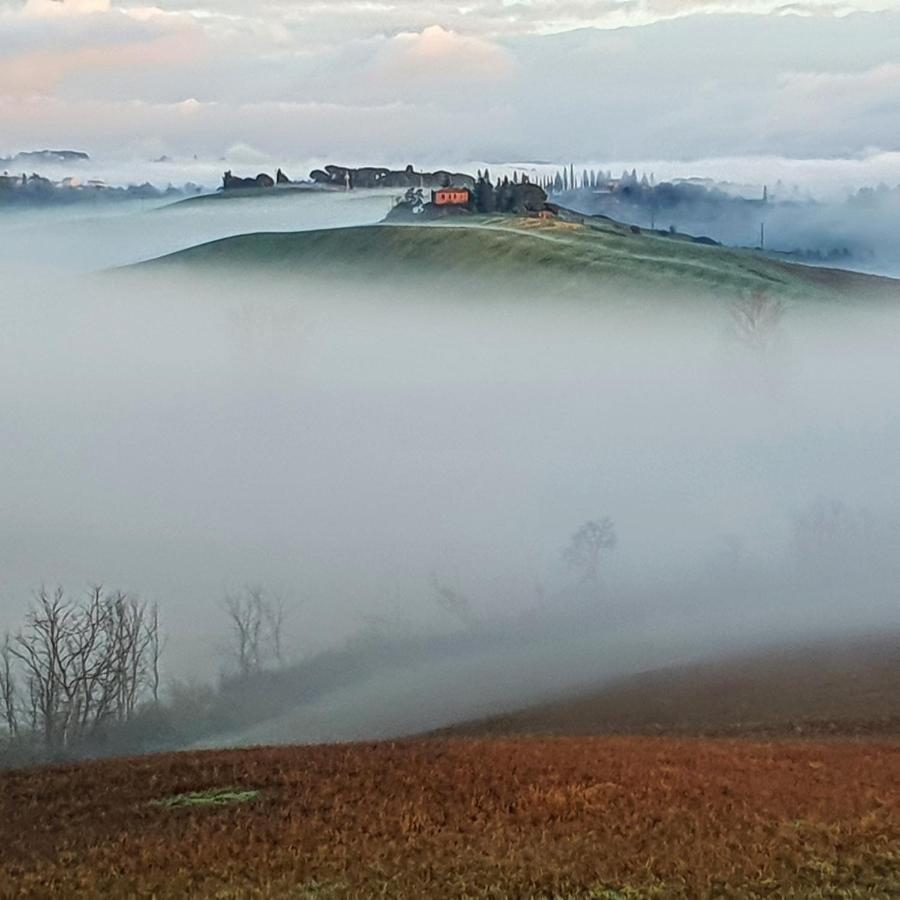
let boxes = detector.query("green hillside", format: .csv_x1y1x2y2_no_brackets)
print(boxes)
136,216,899,303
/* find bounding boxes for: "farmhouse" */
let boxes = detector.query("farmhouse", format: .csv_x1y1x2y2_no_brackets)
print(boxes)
432,187,471,207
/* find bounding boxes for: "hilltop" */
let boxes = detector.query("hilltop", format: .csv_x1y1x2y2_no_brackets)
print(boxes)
134,216,900,304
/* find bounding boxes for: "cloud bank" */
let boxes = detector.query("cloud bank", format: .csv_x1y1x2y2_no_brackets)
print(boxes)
1,1,899,163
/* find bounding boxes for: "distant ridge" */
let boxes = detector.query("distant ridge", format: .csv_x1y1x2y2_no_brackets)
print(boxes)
0,150,90,167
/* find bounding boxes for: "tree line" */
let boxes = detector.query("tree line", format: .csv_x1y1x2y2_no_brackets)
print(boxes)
0,585,289,767
0,587,160,757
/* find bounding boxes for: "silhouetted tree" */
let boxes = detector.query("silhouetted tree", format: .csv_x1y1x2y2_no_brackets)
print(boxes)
0,635,17,739
792,497,871,562
564,519,617,586
7,587,161,754
223,587,287,678
474,173,496,213
430,572,477,629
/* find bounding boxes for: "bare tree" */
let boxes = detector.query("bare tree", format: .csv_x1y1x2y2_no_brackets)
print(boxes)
223,591,259,677
564,518,617,587
10,587,70,750
429,571,477,629
222,587,287,677
148,603,162,704
792,496,872,563
0,634,18,739
264,595,286,667
6,587,162,754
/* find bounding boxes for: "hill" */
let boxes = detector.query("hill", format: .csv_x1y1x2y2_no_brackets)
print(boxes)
0,149,89,166
433,632,900,741
1,736,896,898
133,216,900,304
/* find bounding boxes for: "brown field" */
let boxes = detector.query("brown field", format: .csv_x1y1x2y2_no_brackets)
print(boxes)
1,737,897,899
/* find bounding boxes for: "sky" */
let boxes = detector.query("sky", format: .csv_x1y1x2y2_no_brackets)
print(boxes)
2,0,900,168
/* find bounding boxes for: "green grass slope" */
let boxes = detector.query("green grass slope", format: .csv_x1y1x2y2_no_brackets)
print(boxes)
136,216,899,304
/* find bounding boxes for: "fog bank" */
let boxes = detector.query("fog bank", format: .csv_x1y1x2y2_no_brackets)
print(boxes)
1,198,899,750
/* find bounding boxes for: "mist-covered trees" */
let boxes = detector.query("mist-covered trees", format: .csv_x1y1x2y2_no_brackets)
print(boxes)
0,636,17,740
430,572,478,629
791,497,874,564
563,519,617,587
1,587,161,756
474,171,497,214
222,587,286,677
471,172,547,215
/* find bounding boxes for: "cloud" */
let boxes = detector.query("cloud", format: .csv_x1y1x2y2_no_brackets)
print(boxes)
761,62,900,153
0,32,203,96
375,25,516,83
1,3,900,162
22,0,111,17
778,60,900,105
0,0,207,100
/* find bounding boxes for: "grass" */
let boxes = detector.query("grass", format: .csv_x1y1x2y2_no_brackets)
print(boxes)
151,788,262,809
133,215,900,306
2,737,897,898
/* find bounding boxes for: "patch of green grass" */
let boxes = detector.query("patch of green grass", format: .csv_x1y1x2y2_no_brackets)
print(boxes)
150,788,261,809
292,882,351,899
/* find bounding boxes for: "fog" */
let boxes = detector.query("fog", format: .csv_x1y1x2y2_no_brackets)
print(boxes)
2,195,899,753
558,176,900,278
15,150,900,199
